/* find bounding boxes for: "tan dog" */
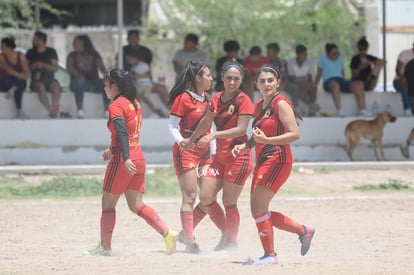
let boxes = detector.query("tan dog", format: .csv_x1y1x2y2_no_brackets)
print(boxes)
345,112,396,160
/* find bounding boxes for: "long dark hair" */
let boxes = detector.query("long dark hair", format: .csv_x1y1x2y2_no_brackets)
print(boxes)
168,61,208,106
74,34,96,52
104,68,138,110
1,37,16,49
255,64,303,122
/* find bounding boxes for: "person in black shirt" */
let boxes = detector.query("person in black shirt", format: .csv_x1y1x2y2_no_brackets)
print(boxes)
350,36,386,91
26,31,61,118
214,40,244,92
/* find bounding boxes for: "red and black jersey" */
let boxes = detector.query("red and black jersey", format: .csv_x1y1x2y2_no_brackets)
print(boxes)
170,91,211,139
108,96,144,160
210,91,254,151
252,93,293,164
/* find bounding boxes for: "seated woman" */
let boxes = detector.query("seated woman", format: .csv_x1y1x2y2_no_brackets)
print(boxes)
314,43,370,117
0,37,30,119
350,36,386,91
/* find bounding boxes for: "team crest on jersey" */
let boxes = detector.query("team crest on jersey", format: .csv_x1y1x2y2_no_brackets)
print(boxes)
196,108,202,113
258,174,263,179
228,104,235,115
264,109,271,118
226,170,233,176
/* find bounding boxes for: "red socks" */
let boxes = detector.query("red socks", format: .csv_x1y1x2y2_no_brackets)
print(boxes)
100,208,116,250
206,201,226,232
193,203,207,229
225,204,240,243
180,211,195,244
254,212,275,256
270,211,305,235
137,204,169,237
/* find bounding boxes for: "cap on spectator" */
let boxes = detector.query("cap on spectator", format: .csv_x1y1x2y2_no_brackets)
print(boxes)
128,30,140,38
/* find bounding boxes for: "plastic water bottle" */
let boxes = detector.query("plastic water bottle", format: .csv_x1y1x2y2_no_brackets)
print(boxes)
372,100,379,116
298,167,314,175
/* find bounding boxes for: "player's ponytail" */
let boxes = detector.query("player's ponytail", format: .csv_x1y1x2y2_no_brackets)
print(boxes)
105,68,138,111
168,62,207,106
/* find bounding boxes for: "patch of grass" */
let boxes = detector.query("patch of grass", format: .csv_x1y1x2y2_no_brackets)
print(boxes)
354,178,412,191
145,167,181,197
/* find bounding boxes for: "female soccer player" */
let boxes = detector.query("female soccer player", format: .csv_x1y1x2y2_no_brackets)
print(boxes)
85,68,177,256
232,65,315,265
168,62,213,254
181,61,254,251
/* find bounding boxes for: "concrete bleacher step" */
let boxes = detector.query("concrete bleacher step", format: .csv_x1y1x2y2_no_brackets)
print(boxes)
0,117,412,165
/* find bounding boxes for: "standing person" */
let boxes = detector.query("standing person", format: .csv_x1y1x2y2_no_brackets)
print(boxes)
180,61,254,251
267,43,288,90
350,36,386,91
399,59,414,158
285,44,319,116
0,37,30,119
168,62,213,253
314,43,370,117
172,34,210,81
214,40,244,92
66,35,110,118
393,40,414,116
84,69,177,256
26,31,61,118
232,65,315,265
244,46,269,101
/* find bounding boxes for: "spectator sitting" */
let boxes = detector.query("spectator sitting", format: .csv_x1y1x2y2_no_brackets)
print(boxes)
0,37,30,119
350,36,386,91
267,42,288,90
172,33,210,81
66,34,110,118
129,51,166,118
285,44,319,116
26,31,61,118
214,40,245,92
118,29,169,111
393,39,414,116
243,45,269,100
314,43,370,117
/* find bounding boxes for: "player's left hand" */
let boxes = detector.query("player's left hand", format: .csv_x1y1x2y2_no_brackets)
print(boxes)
252,127,268,144
124,159,136,175
100,148,113,161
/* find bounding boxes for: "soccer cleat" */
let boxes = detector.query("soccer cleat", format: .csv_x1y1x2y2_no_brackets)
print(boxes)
399,142,410,159
178,230,186,244
83,243,112,256
213,232,228,251
299,225,315,256
164,230,178,255
185,242,201,254
252,254,279,265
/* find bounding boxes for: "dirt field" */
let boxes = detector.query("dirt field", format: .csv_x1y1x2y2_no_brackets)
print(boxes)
1,167,414,275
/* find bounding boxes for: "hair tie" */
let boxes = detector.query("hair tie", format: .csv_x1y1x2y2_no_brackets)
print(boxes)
108,72,116,84
263,66,280,79
196,65,206,76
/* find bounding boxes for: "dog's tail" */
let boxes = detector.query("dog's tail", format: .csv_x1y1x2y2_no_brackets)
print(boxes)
344,127,354,160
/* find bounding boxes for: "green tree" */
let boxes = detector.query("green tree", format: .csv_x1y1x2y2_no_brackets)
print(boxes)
151,0,363,76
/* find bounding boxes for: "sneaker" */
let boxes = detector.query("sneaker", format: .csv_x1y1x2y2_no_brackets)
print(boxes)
299,225,315,256
404,108,413,116
335,109,345,117
252,254,279,265
399,142,410,159
164,230,177,255
185,242,201,254
213,232,228,251
77,109,84,119
358,109,372,117
83,243,112,256
16,111,29,120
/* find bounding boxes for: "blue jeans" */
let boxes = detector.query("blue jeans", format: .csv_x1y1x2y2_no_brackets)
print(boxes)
393,78,410,110
70,78,109,108
0,77,26,109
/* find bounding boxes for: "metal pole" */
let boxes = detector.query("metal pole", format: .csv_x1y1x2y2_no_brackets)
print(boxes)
382,0,386,92
35,0,40,30
117,0,124,69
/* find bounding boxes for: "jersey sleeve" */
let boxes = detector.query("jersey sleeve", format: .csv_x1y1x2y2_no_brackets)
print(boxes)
170,93,187,118
238,95,254,117
109,100,125,121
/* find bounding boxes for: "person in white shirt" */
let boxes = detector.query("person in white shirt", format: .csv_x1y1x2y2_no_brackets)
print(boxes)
285,45,319,116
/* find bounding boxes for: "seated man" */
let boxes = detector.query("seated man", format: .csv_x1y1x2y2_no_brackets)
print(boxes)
350,36,385,91
214,40,244,92
285,44,319,116
26,31,61,118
